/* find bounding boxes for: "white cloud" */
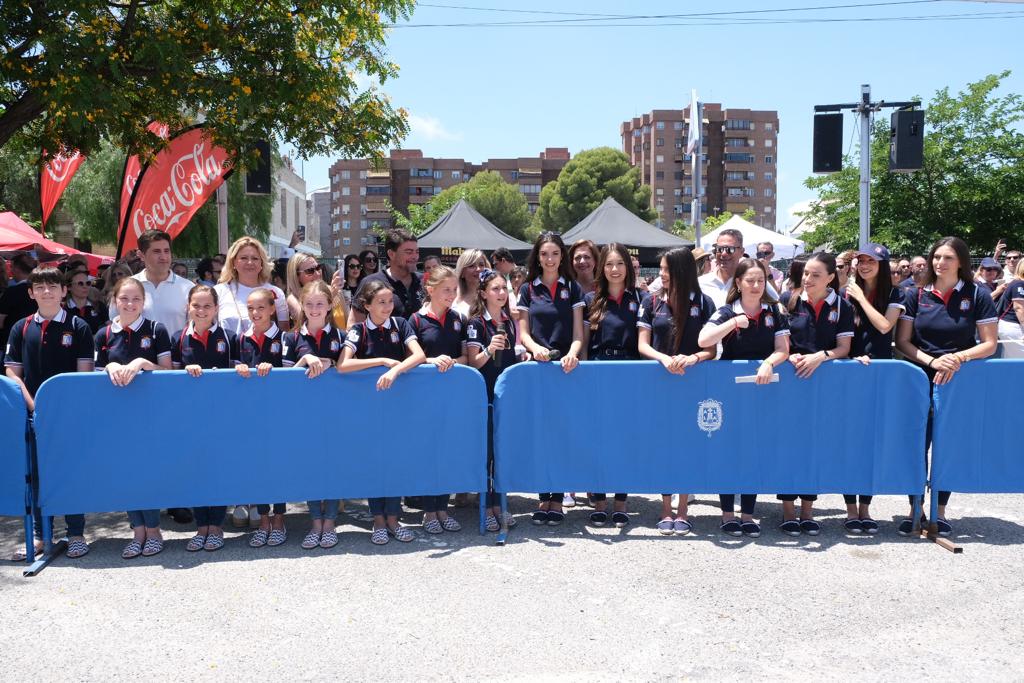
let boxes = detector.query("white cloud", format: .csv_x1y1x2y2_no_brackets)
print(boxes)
407,113,463,143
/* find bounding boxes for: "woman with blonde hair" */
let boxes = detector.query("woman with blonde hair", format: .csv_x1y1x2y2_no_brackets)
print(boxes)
285,252,346,328
215,237,290,337
452,249,491,317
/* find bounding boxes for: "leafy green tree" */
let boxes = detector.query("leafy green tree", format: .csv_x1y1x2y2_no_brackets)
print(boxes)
535,147,655,232
699,207,757,233
391,170,532,239
0,144,41,225
800,71,1024,255
1,0,412,164
60,138,271,257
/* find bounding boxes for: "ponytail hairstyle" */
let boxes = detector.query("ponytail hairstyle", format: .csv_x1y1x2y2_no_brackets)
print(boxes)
661,247,700,354
469,269,511,321
294,280,334,332
588,243,636,333
246,287,279,324
789,253,839,318
726,258,775,306
353,278,394,317
421,265,458,304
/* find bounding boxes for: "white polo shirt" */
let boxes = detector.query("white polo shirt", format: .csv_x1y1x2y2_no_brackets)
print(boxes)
107,270,193,336
214,281,288,336
699,270,779,308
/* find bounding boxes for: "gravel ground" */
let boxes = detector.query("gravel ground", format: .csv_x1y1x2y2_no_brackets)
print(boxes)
1,493,1023,681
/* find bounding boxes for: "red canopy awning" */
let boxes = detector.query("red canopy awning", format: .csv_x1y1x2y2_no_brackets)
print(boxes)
0,212,113,274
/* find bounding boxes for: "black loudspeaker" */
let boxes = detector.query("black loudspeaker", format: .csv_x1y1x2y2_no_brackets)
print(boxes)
245,140,271,195
812,114,843,173
889,109,924,172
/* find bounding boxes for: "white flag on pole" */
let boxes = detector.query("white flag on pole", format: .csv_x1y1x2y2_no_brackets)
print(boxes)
686,90,701,155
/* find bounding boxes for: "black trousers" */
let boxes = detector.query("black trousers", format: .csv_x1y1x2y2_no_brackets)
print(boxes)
720,494,757,515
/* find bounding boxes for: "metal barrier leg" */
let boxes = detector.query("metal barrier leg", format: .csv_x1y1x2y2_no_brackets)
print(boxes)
495,492,508,546
918,486,962,554
25,516,64,577
478,491,486,535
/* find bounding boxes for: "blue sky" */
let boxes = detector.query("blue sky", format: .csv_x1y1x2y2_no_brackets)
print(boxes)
289,0,1024,232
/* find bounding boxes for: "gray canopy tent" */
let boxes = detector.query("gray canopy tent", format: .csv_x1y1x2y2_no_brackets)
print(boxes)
561,197,692,265
416,199,533,266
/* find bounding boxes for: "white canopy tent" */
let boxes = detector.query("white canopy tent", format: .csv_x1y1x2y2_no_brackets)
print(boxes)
699,215,805,260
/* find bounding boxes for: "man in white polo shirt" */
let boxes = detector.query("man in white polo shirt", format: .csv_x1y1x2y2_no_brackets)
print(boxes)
115,229,194,334
700,228,778,307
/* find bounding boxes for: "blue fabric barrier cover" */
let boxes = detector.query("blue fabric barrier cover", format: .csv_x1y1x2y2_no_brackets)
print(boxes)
0,377,28,517
34,366,487,516
493,360,928,495
932,360,1024,493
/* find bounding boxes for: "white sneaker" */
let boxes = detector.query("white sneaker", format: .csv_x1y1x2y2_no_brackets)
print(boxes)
249,506,260,525
231,505,249,528
562,494,576,507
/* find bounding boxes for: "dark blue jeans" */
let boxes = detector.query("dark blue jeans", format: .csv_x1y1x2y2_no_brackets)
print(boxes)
368,497,401,517
423,494,450,513
33,513,84,539
127,509,160,528
193,506,227,527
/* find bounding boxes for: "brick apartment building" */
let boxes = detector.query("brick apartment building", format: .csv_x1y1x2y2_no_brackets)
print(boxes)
324,148,570,259
621,104,779,229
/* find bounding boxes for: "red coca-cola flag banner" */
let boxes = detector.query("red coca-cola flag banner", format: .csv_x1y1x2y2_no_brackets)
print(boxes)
117,125,233,257
118,121,171,231
39,149,86,235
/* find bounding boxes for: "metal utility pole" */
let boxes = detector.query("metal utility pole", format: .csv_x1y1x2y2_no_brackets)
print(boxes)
216,182,229,254
815,86,919,250
688,90,704,244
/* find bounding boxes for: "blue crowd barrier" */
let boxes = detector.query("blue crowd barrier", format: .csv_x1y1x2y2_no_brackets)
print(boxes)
33,367,488,517
932,360,1024,494
0,377,28,517
493,360,929,495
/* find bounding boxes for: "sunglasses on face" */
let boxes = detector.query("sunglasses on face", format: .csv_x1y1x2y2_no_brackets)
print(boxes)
837,264,849,270
363,256,377,263
72,281,88,287
982,267,1001,273
300,264,322,276
755,251,772,259
347,263,362,270
713,245,738,255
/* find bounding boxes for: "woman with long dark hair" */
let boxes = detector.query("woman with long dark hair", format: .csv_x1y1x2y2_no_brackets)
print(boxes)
359,249,380,277
517,232,585,526
841,243,904,534
895,236,997,536
637,247,715,535
341,253,364,306
583,243,641,527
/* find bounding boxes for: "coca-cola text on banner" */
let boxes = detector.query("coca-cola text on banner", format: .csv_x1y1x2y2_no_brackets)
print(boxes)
39,150,86,235
118,121,171,232
117,125,233,257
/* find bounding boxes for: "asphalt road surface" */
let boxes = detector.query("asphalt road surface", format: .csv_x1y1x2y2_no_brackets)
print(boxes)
2,493,1022,680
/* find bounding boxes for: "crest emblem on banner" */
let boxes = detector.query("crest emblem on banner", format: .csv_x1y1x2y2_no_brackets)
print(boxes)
697,399,723,437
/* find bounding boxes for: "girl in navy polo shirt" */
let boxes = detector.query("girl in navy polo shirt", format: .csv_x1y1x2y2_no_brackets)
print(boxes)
410,266,467,534
95,277,173,558
340,279,426,544
583,243,641,528
516,232,585,526
171,285,239,552
896,236,997,536
236,288,289,548
637,247,716,535
779,252,853,536
699,258,791,538
468,269,522,532
284,280,346,549
841,244,904,534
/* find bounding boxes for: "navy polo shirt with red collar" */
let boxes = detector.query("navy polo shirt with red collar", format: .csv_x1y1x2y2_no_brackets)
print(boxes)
706,301,790,360
637,291,715,356
240,323,286,367
584,289,642,360
786,288,855,354
284,322,345,366
997,279,1024,325
171,323,238,369
66,299,109,334
95,316,171,369
900,280,998,355
846,286,904,358
343,316,416,362
4,308,94,397
467,309,519,398
410,307,467,359
516,276,585,355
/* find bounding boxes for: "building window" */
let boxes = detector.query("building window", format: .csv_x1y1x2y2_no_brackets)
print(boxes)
765,122,774,131
674,138,684,149
674,172,684,180
674,204,683,215
642,125,650,134
765,188,774,197
331,191,339,200
765,139,773,148
359,170,367,179
366,186,389,195
765,206,773,213
674,121,683,130
764,155,774,164
360,204,366,215
725,119,753,130
341,186,350,196
332,222,339,233
452,170,461,180
656,138,664,147
764,172,773,181
673,189,682,197
333,238,340,248
656,188,664,196
683,187,692,196
655,155,664,163
433,170,442,180
341,170,351,180
656,204,664,213
724,153,755,163
342,220,351,230
655,171,664,180
342,204,350,215
359,187,366,196
343,237,351,246
656,121,665,130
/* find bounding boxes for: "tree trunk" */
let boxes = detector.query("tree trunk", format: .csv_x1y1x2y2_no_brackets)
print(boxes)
0,91,45,149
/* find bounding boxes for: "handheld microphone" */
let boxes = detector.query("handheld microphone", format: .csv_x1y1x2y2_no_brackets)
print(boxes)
492,319,512,370
546,349,562,362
